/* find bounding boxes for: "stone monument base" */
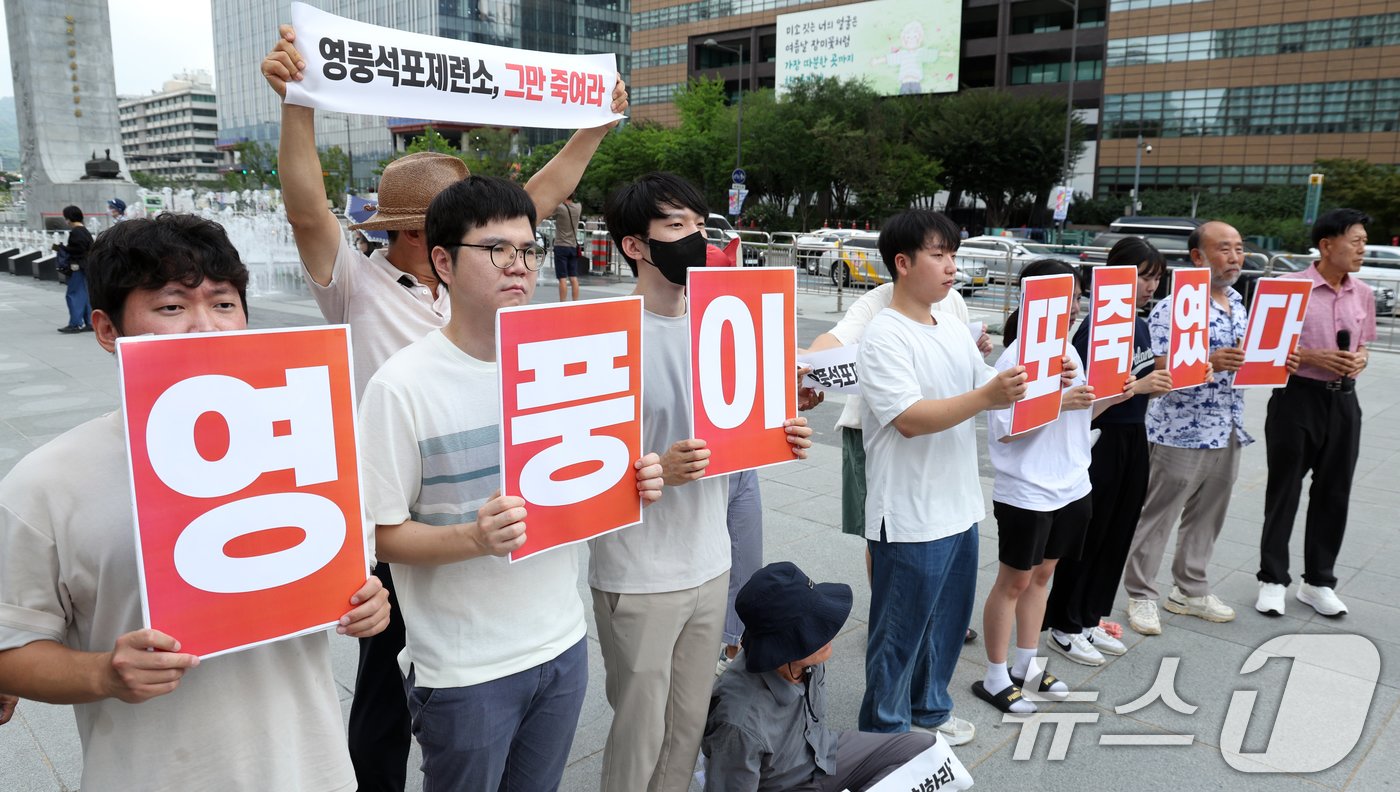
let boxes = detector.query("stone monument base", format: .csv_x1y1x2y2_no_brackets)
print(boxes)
28,181,139,231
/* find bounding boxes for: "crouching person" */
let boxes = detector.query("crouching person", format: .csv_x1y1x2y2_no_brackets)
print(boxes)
703,562,936,791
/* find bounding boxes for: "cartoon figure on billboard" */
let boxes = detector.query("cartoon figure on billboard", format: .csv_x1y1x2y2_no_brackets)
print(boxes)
873,21,934,95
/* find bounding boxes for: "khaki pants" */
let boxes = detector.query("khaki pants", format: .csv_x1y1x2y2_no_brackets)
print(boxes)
1122,437,1241,601
592,572,729,792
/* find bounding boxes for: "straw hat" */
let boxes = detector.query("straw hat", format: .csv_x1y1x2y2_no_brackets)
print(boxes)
349,152,470,231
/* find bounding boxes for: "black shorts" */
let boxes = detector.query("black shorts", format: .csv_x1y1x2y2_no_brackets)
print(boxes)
553,245,581,279
993,494,1093,571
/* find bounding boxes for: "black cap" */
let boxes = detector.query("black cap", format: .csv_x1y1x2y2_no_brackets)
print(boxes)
736,561,853,673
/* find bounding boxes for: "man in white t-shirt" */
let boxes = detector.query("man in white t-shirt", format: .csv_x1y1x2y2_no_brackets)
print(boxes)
0,215,391,792
262,30,629,789
805,283,991,546
358,176,664,789
594,173,814,792
856,209,1028,745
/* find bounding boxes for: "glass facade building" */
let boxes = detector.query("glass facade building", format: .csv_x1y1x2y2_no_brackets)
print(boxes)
1099,2,1400,196
211,0,630,190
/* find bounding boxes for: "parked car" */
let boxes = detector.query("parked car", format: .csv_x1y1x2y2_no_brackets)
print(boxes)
793,232,846,275
816,232,989,295
956,235,1081,285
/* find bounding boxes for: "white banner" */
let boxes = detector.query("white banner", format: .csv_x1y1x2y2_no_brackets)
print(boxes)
856,740,973,792
798,344,860,394
283,2,623,130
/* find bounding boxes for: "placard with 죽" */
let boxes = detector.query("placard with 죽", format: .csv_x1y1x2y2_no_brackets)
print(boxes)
118,326,368,659
1086,265,1138,401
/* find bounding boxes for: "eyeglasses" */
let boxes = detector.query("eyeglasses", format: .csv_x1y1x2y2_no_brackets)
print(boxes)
444,242,545,271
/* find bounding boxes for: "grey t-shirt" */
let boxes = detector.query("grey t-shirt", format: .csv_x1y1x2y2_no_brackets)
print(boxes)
587,309,730,593
0,412,354,792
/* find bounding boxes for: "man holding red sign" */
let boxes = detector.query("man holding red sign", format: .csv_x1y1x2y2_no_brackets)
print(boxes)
358,177,663,791
0,216,390,792
264,28,630,792
1256,208,1376,619
595,173,812,792
1123,221,1254,636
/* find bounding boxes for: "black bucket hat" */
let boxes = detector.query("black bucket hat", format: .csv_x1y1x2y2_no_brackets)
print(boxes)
736,561,853,673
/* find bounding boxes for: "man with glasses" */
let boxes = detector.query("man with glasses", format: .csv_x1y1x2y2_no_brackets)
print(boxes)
262,28,628,790
358,175,664,789
1256,208,1375,618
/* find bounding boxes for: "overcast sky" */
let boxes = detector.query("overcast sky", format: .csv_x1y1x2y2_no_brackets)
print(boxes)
0,0,216,98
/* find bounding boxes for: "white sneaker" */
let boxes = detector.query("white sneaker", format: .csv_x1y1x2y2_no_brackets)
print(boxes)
1048,631,1105,666
1164,586,1236,623
1127,597,1162,635
1088,626,1127,656
1297,583,1348,617
928,716,976,746
1255,582,1287,617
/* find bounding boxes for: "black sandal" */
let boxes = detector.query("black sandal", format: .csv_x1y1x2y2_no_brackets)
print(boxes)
964,628,978,644
1011,671,1069,701
972,681,1033,715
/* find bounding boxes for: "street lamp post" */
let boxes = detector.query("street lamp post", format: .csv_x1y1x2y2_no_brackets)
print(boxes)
1057,0,1078,241
1130,133,1152,216
703,38,745,213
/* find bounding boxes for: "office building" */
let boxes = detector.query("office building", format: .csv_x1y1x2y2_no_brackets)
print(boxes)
212,0,630,190
119,71,223,183
1098,1,1400,196
630,0,1107,194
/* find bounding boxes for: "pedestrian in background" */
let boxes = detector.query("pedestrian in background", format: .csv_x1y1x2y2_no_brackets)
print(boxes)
53,205,93,334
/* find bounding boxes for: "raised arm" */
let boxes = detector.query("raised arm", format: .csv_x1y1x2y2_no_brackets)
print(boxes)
522,77,629,222
263,24,342,286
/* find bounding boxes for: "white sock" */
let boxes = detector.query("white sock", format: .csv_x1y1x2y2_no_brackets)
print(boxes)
1010,646,1038,679
1050,629,1074,646
984,662,1036,714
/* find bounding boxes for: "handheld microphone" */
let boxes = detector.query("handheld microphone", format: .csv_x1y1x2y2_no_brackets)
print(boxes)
1338,330,1354,386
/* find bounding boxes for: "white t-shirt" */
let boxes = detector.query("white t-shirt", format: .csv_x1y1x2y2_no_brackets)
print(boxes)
359,331,586,689
986,342,1092,511
308,235,451,398
858,309,996,543
827,284,971,430
588,309,730,594
0,413,354,792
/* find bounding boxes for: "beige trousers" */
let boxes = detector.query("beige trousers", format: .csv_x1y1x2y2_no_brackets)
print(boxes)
592,571,729,792
1122,437,1242,601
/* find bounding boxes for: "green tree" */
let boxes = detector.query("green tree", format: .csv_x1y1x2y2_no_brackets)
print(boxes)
377,126,470,175
920,90,1084,227
320,145,349,207
1314,158,1400,240
463,127,520,180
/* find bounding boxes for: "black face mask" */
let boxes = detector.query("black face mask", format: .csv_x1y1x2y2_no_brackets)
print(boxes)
644,231,707,286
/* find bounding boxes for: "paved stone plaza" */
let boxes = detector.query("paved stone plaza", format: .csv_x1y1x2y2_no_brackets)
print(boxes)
2,268,1398,791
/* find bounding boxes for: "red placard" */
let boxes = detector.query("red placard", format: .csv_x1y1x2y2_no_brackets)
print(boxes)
497,297,644,561
688,267,798,475
117,326,368,659
1086,266,1139,401
1235,278,1312,388
1167,268,1212,390
1010,273,1076,435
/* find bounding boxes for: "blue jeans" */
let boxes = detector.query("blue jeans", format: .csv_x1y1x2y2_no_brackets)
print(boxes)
405,637,587,792
860,523,979,732
65,269,89,328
